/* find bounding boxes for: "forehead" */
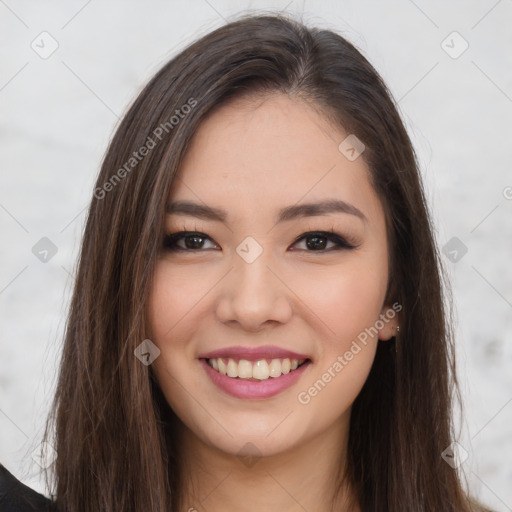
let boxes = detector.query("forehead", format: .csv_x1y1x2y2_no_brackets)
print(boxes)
169,93,383,225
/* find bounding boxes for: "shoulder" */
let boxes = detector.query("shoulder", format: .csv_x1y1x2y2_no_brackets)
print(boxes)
0,464,54,511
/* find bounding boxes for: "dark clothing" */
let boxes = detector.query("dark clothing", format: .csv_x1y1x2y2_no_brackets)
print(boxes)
0,465,54,511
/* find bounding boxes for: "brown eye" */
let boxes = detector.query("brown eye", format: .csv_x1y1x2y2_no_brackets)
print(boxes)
290,231,357,251
163,232,219,251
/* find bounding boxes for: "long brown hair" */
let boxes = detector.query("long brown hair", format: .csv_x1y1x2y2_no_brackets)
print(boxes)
43,12,490,512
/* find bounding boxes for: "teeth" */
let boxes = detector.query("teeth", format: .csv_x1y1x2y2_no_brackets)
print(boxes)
207,357,307,380
238,359,253,379
226,359,238,378
253,360,269,380
269,359,282,378
218,358,227,375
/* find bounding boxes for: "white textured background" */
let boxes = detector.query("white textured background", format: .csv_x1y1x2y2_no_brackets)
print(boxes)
1,1,511,509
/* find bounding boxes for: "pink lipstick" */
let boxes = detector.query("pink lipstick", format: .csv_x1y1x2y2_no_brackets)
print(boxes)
198,345,312,399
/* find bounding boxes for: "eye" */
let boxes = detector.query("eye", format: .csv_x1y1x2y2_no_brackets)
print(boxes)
290,231,357,252
162,230,358,252
163,231,219,251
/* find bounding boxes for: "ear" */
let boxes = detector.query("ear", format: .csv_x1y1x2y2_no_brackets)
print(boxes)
377,304,400,341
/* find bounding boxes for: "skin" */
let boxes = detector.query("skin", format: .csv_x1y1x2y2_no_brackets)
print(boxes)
146,93,398,512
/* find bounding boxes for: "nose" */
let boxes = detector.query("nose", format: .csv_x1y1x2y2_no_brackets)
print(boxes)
215,248,293,332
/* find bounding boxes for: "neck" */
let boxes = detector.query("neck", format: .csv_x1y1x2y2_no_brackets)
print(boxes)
176,416,359,512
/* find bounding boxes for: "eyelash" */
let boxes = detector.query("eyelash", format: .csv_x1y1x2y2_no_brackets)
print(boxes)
162,228,358,253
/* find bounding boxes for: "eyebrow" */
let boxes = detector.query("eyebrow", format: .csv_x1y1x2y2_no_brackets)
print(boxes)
166,199,367,224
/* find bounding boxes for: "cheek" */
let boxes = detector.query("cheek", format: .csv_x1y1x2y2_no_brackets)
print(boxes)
289,256,387,410
146,262,214,345
293,267,384,425
292,258,388,348
146,264,202,422
146,264,198,383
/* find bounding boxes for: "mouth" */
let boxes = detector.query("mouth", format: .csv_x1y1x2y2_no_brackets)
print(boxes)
198,348,312,399
197,345,312,399
203,356,310,381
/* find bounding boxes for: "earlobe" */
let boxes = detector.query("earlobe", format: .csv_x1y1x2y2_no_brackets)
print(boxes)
377,323,399,341
376,305,400,341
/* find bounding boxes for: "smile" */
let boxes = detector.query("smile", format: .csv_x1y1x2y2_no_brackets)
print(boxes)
199,357,312,400
207,357,308,381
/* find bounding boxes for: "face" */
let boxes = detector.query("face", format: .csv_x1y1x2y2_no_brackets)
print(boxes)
146,93,397,458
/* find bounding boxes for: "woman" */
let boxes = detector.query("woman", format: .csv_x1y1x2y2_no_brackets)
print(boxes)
0,12,493,512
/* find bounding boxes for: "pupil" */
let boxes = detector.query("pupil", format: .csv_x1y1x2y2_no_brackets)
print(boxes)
306,235,326,250
186,235,204,249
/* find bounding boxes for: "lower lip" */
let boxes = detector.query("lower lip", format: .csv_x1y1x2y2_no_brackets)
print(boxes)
199,358,311,399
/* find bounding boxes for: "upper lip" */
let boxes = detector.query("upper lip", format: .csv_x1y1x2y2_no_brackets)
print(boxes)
198,345,311,362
